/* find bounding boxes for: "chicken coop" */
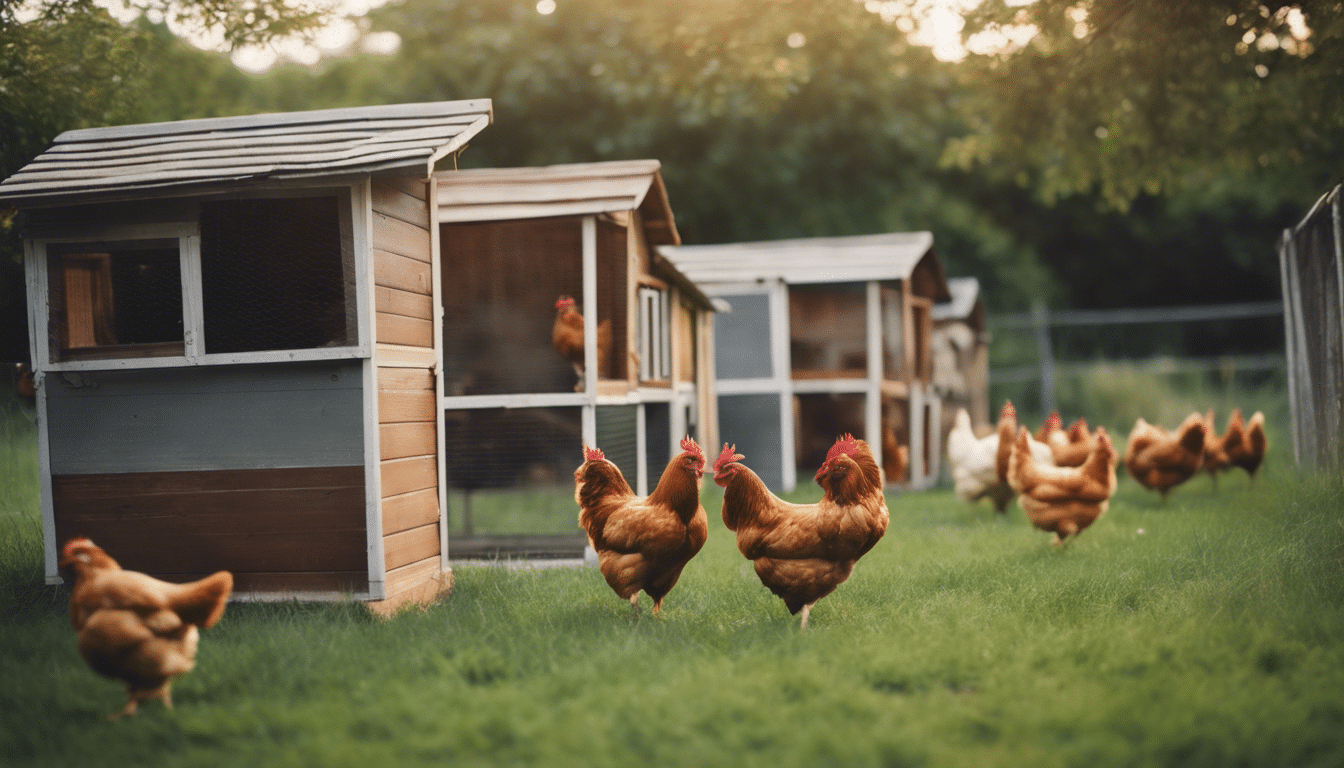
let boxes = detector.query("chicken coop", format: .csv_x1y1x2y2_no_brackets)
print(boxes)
0,100,494,615
932,277,990,436
434,160,720,558
660,233,950,491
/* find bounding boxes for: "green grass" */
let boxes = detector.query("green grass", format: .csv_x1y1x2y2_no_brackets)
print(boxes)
3,380,1343,767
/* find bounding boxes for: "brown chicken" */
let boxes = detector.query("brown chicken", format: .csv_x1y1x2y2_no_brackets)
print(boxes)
1007,425,1118,546
1045,415,1099,468
1034,410,1060,443
1200,409,1233,487
713,435,889,628
575,437,708,616
1223,408,1268,481
881,427,909,485
1124,413,1207,498
995,401,1053,488
59,538,233,719
552,295,612,389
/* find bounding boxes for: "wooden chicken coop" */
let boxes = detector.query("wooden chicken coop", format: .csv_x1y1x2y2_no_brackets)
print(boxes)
660,233,950,491
0,100,494,615
932,277,990,436
434,160,720,558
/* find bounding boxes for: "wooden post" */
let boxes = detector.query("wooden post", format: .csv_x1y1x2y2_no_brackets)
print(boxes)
582,215,598,448
1032,302,1056,417
865,281,882,471
636,402,648,496
1332,190,1344,470
772,280,797,491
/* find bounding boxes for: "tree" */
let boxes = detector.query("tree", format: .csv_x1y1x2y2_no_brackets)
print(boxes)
948,0,1344,209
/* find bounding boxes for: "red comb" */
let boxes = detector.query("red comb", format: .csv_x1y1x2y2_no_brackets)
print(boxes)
824,434,862,465
680,436,704,463
1046,412,1061,431
712,443,744,473
556,296,575,309
583,445,604,462
1000,400,1016,419
61,537,93,558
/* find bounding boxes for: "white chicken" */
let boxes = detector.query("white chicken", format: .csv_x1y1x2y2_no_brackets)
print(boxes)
947,403,1054,513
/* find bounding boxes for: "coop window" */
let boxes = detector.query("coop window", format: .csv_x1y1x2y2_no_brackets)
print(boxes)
199,195,356,353
638,286,671,381
46,240,185,361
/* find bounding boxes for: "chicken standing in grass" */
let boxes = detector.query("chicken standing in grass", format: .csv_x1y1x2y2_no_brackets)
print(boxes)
552,295,612,390
713,436,888,628
947,405,1052,513
1124,413,1207,498
1044,414,1100,468
1008,425,1118,546
1222,408,1268,482
60,538,233,719
575,437,708,616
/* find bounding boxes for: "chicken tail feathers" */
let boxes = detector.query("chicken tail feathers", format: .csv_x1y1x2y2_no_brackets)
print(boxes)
169,571,233,629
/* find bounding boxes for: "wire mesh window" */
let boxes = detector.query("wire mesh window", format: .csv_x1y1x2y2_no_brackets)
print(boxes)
440,216,628,396
595,405,639,479
882,286,905,379
794,393,866,475
719,393,783,490
442,406,582,537
789,283,867,376
199,195,355,354
46,240,184,362
714,292,773,380
644,402,671,484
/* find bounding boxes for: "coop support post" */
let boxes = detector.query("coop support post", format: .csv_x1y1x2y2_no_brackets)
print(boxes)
636,403,648,496
772,279,797,491
429,173,450,565
357,179,386,600
1032,302,1056,417
865,280,883,473
1332,190,1344,469
1278,230,1301,468
582,215,598,448
26,240,59,582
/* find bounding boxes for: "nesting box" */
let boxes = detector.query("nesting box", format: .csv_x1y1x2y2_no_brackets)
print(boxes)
932,277,990,435
661,233,950,490
433,160,720,557
0,101,494,614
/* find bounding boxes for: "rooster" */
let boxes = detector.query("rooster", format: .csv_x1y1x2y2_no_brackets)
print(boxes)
713,435,888,628
1007,425,1118,546
575,437,708,616
59,538,233,719
552,295,612,390
947,406,1053,513
1124,413,1207,498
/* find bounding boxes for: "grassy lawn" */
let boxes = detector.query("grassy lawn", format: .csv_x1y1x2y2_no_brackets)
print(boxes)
2,398,1343,767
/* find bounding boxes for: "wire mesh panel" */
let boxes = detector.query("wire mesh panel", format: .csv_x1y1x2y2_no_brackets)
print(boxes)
440,216,628,396
442,406,582,542
199,196,355,353
789,283,868,376
714,292,773,380
719,394,784,490
881,285,906,380
46,240,184,361
595,405,639,481
644,402,671,484
794,393,866,475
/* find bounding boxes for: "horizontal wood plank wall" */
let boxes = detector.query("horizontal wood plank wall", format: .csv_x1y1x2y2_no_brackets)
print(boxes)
372,174,442,597
52,466,366,592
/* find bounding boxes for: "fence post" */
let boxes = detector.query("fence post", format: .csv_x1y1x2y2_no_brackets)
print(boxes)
1278,229,1302,468
1032,302,1056,416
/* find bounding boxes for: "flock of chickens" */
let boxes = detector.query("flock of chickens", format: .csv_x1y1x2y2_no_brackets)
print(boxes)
948,401,1267,546
57,297,1267,719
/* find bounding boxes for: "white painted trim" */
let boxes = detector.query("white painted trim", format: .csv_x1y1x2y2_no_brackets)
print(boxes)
428,174,450,567
636,402,648,496
442,392,589,410
582,216,598,447
181,235,205,358
771,280,796,491
696,281,774,297
790,378,871,395
27,240,59,583
716,377,782,395
359,178,387,601
38,346,368,372
865,280,883,470
909,383,926,483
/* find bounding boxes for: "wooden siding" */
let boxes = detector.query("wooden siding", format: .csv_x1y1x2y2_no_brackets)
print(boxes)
372,175,443,599
45,361,363,475
51,465,366,590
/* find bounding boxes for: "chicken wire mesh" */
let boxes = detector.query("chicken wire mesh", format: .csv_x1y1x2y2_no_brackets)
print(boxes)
46,240,184,360
714,292,773,380
198,196,355,354
595,405,638,479
644,402,671,483
719,394,784,490
440,216,628,397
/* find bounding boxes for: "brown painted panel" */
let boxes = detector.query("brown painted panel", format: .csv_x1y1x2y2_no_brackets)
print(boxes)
382,487,439,535
374,250,433,295
381,455,437,497
375,285,433,320
377,311,434,347
51,466,366,578
374,174,428,203
380,422,436,461
371,181,430,228
379,390,435,424
152,571,367,593
384,522,440,571
379,366,434,392
373,211,431,263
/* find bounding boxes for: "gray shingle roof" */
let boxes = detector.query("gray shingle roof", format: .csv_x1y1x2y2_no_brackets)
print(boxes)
0,100,493,206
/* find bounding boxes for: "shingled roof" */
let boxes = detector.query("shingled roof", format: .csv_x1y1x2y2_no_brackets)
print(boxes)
0,100,493,207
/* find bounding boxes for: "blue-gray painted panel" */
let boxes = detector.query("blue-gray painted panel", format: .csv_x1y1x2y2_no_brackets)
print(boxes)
717,394,783,490
46,360,364,474
714,293,773,380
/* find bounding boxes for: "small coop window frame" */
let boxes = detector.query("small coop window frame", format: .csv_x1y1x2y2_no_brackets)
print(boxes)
637,285,671,383
27,185,369,373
